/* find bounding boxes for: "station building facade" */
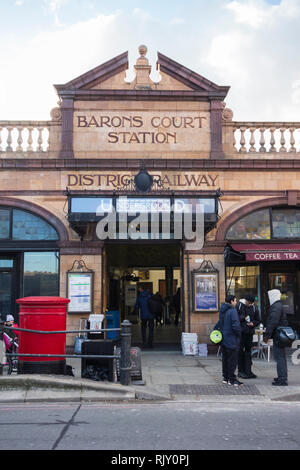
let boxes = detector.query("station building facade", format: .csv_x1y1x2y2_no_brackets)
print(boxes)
1,45,300,349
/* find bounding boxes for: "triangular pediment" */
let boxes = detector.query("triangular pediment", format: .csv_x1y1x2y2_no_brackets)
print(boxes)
156,52,227,93
54,48,229,99
54,51,129,92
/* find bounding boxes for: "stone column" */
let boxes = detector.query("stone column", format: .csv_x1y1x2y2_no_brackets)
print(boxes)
210,100,225,159
59,94,74,158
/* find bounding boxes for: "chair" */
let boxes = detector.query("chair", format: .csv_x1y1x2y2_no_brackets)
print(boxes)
261,340,273,362
252,334,272,361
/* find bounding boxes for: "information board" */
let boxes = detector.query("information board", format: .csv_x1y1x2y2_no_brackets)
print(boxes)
67,271,94,313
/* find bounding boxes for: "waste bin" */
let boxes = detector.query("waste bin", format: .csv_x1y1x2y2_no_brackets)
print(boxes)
81,339,115,382
16,296,70,374
105,310,120,340
87,314,104,340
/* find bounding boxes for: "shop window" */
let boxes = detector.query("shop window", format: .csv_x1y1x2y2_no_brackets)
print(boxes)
272,209,300,239
226,266,260,306
13,210,58,241
23,252,59,297
226,209,271,240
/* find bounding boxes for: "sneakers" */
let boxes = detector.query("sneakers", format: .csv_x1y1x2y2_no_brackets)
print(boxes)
228,379,244,387
272,379,288,386
239,372,257,379
222,378,228,384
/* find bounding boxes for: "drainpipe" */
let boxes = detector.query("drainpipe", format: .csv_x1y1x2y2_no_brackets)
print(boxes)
180,241,185,332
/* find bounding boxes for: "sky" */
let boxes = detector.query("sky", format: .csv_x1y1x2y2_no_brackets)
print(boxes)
0,0,299,122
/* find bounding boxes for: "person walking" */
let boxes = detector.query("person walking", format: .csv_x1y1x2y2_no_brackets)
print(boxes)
219,295,243,387
237,294,260,379
173,288,181,326
148,292,165,326
265,289,289,386
135,286,155,349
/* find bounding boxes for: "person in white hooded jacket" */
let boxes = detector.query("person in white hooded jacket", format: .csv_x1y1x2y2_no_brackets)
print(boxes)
265,289,289,386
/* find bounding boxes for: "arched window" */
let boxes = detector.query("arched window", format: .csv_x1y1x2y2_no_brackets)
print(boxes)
0,208,58,241
0,206,59,320
226,207,300,240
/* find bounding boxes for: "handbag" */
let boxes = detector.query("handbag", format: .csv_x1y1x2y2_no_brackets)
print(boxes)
210,329,222,344
210,319,223,344
274,326,297,348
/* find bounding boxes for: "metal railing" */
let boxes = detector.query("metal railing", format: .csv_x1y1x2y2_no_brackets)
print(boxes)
0,320,132,386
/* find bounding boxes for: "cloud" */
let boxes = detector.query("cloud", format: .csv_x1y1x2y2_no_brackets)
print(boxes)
170,18,185,25
0,1,300,123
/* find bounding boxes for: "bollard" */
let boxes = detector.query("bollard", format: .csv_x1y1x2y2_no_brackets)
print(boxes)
120,320,132,386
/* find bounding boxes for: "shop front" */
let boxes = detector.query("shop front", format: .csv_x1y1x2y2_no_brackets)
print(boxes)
224,205,300,334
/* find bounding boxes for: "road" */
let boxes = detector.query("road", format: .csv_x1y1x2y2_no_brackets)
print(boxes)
1,401,300,452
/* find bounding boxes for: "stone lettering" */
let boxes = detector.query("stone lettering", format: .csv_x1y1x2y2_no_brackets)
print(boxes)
76,113,208,146
66,173,218,189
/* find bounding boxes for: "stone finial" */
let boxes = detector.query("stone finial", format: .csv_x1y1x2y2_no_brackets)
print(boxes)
221,102,234,121
50,107,62,121
134,44,152,89
139,44,147,57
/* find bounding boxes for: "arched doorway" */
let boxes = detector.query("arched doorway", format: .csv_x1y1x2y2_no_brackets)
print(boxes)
0,203,63,321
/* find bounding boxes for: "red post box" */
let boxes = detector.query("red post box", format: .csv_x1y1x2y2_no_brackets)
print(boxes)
16,296,70,375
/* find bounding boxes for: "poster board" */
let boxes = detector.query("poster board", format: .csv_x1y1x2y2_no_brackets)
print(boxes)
67,271,94,314
192,271,219,313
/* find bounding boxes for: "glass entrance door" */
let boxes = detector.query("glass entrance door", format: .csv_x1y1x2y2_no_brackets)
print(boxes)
268,272,296,316
0,257,16,321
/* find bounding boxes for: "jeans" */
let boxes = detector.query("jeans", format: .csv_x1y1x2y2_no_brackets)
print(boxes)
273,342,288,382
141,319,154,346
222,345,238,382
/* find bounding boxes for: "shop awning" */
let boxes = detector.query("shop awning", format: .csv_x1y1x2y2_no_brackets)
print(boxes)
231,243,300,262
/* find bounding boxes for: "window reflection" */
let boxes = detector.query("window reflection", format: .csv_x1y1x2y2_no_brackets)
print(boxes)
272,209,300,239
226,209,271,240
0,210,10,239
226,266,260,306
23,252,59,297
13,210,58,240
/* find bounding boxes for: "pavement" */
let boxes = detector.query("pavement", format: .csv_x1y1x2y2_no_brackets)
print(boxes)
1,348,300,404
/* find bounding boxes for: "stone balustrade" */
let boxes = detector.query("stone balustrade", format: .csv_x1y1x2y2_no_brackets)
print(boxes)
1,118,300,158
0,121,52,153
224,121,300,154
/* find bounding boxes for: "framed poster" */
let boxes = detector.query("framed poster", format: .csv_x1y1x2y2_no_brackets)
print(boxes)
192,271,219,313
67,271,94,314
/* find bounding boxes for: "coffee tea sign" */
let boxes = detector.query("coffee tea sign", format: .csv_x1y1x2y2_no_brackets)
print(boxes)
73,111,210,153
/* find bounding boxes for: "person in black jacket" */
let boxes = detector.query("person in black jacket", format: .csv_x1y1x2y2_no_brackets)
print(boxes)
237,294,260,379
219,295,243,387
265,289,289,386
148,292,165,326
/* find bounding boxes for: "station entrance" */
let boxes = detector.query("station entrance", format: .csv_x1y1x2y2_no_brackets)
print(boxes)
105,243,182,347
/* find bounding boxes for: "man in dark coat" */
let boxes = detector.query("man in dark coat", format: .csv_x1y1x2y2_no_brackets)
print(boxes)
173,288,181,326
237,294,260,379
265,289,289,386
148,292,165,326
135,286,155,348
219,295,242,387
